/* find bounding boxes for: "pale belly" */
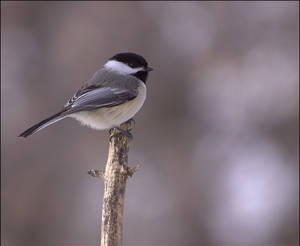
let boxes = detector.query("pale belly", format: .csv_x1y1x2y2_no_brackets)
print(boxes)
70,83,146,130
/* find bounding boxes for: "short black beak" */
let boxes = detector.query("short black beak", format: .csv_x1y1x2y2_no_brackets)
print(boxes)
145,66,153,72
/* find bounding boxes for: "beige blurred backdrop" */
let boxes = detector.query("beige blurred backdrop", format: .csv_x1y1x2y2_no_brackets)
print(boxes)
1,1,299,246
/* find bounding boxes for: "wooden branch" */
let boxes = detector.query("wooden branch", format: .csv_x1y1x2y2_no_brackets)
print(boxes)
100,120,138,246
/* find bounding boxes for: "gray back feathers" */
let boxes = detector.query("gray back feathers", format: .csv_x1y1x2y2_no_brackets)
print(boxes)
64,68,140,115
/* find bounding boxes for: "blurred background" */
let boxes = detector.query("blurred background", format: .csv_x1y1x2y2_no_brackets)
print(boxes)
1,1,299,246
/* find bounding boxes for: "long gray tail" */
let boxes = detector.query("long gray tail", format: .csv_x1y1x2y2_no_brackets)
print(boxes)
19,110,67,138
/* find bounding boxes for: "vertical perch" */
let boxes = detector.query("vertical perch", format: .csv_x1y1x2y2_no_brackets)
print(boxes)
100,120,139,246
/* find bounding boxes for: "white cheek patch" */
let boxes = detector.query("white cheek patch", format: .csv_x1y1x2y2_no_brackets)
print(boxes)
104,60,144,74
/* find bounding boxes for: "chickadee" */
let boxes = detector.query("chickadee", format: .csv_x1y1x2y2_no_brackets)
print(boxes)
19,52,153,138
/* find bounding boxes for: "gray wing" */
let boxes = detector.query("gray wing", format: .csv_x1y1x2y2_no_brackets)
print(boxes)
63,68,140,115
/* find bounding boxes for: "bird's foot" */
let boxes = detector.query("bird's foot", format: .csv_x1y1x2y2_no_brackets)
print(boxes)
109,127,133,142
125,118,135,127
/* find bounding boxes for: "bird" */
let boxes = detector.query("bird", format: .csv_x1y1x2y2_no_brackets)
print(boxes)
19,52,153,138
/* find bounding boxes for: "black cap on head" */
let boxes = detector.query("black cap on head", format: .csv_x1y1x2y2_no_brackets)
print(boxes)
109,52,148,68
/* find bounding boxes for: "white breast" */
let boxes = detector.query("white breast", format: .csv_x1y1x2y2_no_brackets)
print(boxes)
70,82,146,130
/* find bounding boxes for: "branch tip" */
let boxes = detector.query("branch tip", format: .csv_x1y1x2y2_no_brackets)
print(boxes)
127,164,140,177
88,169,105,180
